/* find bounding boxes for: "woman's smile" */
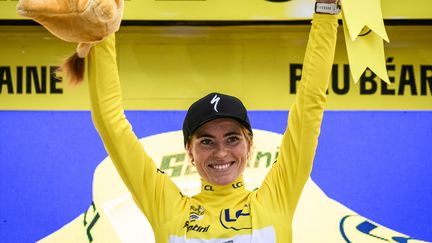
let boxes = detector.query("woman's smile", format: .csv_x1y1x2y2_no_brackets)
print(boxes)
208,161,235,171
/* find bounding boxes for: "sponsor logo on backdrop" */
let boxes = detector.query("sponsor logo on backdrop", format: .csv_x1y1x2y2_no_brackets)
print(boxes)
83,202,100,242
0,66,63,94
339,215,424,243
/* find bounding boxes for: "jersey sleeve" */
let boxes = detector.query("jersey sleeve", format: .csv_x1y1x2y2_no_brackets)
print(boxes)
255,14,339,216
87,34,187,228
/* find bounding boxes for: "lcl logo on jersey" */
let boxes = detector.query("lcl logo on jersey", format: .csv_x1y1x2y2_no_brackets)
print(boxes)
204,185,215,191
232,181,243,189
219,204,252,231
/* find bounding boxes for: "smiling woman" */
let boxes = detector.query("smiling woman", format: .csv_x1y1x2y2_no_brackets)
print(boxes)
86,14,337,243
84,1,339,242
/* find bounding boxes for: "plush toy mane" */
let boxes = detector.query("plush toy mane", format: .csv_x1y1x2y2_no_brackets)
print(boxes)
17,0,124,84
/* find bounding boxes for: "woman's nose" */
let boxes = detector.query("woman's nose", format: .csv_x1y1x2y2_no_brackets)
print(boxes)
214,144,228,158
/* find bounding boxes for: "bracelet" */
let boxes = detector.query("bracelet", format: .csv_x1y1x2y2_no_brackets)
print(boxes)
315,2,341,15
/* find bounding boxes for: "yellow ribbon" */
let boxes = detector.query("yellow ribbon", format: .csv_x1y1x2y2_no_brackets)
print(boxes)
341,0,390,83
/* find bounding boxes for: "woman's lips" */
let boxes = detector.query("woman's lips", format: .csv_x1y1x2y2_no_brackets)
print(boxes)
209,162,235,171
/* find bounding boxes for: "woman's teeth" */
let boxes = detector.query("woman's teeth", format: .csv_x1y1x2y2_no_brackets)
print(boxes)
210,162,232,170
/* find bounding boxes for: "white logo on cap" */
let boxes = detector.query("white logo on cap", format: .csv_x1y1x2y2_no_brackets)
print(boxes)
210,94,220,112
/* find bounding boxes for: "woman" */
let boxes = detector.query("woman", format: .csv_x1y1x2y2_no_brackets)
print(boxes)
87,0,339,242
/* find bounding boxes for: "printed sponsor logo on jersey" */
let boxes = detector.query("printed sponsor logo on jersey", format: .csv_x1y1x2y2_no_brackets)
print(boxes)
203,184,215,191
183,220,210,233
339,215,424,243
184,205,209,233
219,204,252,231
232,181,243,189
189,205,204,222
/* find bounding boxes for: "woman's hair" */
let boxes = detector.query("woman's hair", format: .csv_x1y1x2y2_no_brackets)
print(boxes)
58,53,85,85
58,43,93,85
186,124,254,149
240,126,253,148
241,125,254,161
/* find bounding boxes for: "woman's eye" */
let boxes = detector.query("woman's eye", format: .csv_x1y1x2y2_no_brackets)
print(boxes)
200,139,213,145
227,136,240,144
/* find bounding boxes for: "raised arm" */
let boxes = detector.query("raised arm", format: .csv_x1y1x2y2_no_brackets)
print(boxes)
256,12,339,216
87,35,185,228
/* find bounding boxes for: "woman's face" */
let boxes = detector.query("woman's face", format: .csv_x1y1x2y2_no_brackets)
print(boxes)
187,118,251,186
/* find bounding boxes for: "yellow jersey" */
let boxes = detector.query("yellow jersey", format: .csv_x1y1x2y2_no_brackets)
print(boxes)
87,13,338,243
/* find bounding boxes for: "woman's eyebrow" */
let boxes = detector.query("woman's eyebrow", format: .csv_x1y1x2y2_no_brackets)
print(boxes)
195,133,215,139
224,132,241,137
195,131,240,138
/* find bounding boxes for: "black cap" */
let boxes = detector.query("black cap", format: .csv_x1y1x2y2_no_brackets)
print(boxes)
183,92,252,147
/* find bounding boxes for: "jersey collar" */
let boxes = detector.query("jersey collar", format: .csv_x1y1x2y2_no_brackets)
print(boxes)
199,176,246,196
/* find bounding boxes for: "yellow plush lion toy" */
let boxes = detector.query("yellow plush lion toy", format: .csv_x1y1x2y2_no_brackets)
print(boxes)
16,0,124,84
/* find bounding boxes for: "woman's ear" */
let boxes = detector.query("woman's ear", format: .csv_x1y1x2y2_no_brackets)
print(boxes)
186,143,194,163
246,141,254,162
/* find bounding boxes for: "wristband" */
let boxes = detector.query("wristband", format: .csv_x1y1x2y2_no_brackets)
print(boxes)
315,2,341,15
